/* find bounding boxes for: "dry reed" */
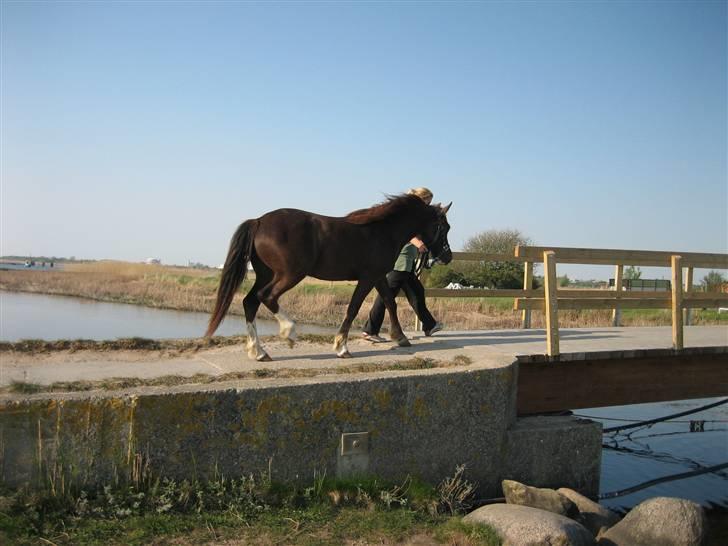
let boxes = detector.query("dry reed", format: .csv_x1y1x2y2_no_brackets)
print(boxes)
1,262,723,331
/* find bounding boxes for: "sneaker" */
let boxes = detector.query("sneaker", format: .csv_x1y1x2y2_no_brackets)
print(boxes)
362,332,388,343
424,322,444,337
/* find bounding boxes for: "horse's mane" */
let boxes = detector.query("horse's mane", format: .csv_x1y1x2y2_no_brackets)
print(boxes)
345,194,426,224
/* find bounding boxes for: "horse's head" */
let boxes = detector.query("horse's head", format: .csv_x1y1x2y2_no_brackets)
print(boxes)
421,202,453,265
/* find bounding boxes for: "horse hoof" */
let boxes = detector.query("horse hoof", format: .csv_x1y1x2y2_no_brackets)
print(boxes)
337,350,353,359
286,338,295,348
257,353,273,362
396,338,411,348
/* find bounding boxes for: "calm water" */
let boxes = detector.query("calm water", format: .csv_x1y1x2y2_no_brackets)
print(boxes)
1,291,726,510
0,291,333,341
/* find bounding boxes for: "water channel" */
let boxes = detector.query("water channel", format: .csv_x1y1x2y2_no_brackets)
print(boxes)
1,291,726,511
0,291,333,341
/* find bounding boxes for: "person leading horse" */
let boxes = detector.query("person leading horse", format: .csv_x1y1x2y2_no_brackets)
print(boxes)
206,193,453,360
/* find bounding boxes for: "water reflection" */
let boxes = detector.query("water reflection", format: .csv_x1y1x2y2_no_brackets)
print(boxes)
578,398,728,511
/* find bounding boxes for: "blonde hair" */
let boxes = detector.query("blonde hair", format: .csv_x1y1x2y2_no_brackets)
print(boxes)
407,187,433,204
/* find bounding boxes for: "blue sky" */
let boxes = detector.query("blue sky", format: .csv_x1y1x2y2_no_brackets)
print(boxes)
2,1,726,280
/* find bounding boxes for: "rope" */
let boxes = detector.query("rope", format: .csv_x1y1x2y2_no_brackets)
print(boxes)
598,462,728,500
598,398,728,434
574,415,728,424
414,250,430,277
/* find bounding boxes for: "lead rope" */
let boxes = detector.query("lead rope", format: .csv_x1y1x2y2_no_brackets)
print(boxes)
414,250,430,277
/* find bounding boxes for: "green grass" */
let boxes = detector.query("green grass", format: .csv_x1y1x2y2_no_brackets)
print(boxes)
0,472,499,546
7,380,43,394
692,308,728,323
1,507,500,545
621,308,728,324
292,282,357,297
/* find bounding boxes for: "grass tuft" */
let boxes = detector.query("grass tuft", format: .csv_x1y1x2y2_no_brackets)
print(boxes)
9,381,44,394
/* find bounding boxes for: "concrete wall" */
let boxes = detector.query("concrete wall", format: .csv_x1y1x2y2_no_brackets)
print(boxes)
0,363,601,498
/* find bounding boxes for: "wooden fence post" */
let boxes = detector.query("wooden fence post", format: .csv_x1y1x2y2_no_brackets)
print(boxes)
544,251,560,357
684,267,693,326
612,264,623,327
522,261,533,329
672,255,683,350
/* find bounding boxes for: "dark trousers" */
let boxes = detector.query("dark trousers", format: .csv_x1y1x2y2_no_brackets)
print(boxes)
363,270,436,335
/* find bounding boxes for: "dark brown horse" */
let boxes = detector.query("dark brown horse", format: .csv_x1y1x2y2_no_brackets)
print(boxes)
205,194,453,360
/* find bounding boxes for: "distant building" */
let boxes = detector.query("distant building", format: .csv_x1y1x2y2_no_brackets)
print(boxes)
145,258,161,265
609,278,671,291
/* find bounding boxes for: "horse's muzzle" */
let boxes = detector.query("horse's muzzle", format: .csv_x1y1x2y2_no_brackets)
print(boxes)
435,242,453,265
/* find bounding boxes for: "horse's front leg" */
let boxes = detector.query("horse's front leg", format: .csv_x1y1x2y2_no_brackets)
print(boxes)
334,280,375,358
374,278,411,348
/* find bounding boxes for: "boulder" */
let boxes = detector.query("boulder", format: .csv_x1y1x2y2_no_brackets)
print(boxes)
503,479,578,517
464,503,596,546
597,497,707,546
558,487,620,536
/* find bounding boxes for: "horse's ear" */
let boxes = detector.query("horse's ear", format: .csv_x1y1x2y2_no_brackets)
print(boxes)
441,202,452,215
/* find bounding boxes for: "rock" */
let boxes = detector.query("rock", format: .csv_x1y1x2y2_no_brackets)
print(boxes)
503,479,578,517
558,487,620,536
597,497,707,546
464,504,596,546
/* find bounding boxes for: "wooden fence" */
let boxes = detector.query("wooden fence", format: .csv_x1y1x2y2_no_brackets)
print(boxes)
419,246,728,357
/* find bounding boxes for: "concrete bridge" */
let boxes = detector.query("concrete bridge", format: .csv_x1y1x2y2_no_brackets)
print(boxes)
2,325,726,498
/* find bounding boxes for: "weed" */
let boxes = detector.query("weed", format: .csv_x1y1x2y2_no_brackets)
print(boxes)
437,464,478,515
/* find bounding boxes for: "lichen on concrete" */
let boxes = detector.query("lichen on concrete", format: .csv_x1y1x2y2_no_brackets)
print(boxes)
0,359,601,499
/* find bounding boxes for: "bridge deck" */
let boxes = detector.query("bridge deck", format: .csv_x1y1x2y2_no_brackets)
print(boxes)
2,326,726,403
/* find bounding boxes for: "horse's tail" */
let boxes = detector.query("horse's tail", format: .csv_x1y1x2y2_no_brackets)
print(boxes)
205,219,258,337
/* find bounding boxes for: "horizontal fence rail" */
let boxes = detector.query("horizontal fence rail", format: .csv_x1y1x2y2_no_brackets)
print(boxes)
514,246,728,269
420,245,728,357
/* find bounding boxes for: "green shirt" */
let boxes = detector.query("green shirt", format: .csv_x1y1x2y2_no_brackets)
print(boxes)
393,243,418,273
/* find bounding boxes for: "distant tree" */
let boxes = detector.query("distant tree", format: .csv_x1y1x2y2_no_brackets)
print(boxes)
426,264,467,288
624,266,642,280
424,229,531,289
702,270,726,292
558,274,570,287
423,229,535,289
462,229,532,255
461,229,532,289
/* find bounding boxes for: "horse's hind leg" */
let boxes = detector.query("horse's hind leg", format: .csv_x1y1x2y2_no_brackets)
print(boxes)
334,280,375,358
258,272,305,348
275,310,297,348
243,263,273,362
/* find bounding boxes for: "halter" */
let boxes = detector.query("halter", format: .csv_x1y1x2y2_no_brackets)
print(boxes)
428,220,450,261
415,219,450,275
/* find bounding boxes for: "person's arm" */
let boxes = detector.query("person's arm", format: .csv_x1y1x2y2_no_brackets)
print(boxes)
410,237,428,254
